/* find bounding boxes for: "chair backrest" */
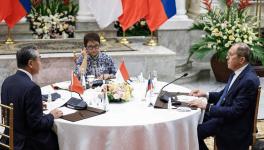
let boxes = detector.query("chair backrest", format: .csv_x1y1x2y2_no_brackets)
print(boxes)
0,103,14,150
252,87,261,145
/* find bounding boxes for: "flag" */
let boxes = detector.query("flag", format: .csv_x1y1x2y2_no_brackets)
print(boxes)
0,1,11,23
145,75,154,98
4,0,31,28
118,0,148,31
69,71,85,95
145,0,176,31
87,0,123,28
116,60,130,83
146,77,154,93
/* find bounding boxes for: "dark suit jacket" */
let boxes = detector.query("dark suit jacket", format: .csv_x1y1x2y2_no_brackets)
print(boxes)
1,70,59,150
208,65,260,150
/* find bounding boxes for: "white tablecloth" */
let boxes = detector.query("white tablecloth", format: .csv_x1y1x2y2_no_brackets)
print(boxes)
42,81,201,150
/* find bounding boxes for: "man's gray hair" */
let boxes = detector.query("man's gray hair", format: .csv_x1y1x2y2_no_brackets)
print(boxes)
233,43,250,62
16,45,38,68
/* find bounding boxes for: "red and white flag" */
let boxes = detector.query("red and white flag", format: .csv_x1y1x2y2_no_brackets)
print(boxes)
116,59,130,83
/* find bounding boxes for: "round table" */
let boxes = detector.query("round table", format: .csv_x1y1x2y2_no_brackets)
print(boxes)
41,81,201,150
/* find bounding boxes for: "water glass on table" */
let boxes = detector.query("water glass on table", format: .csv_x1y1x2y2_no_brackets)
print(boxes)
87,75,95,88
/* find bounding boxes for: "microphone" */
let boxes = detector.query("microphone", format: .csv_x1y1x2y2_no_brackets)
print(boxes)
158,73,188,103
52,85,87,110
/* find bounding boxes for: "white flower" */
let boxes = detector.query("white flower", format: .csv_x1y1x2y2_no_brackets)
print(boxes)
43,34,50,39
213,45,216,49
140,20,146,26
113,93,121,99
129,26,134,30
36,28,43,34
235,38,242,42
243,35,248,39
62,32,68,39
229,35,235,41
225,43,230,48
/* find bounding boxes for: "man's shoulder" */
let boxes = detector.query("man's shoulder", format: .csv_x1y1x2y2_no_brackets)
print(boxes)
242,68,260,86
3,72,37,89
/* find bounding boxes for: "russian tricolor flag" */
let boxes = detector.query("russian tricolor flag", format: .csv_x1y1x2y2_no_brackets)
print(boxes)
146,0,176,31
88,0,175,32
0,0,31,28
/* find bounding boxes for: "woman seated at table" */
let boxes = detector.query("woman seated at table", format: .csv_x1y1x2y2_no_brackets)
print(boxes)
75,32,116,80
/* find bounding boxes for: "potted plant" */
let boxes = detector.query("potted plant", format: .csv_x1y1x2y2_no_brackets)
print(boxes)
187,0,264,82
27,0,78,39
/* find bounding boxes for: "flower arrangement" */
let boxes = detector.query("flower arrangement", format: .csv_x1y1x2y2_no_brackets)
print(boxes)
106,82,133,102
27,0,78,39
114,19,151,36
187,0,264,65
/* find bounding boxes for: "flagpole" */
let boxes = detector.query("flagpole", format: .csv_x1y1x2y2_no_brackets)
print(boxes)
73,50,77,63
144,31,157,46
5,27,14,44
119,31,130,44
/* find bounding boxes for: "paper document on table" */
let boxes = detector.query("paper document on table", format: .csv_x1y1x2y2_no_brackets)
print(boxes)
58,107,77,115
47,98,67,111
177,95,206,102
177,95,206,124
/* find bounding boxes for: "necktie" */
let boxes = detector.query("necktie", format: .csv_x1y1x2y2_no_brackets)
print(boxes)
216,73,235,106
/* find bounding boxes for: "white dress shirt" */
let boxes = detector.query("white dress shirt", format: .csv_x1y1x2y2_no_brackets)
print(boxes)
227,64,248,90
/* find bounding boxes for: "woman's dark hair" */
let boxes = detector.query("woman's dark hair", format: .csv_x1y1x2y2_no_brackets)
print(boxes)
16,45,38,68
83,32,100,47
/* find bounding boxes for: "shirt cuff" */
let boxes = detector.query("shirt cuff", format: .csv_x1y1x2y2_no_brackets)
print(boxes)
206,92,209,99
206,103,213,112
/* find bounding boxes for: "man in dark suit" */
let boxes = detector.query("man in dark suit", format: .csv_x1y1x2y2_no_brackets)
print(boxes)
189,43,260,150
1,45,63,150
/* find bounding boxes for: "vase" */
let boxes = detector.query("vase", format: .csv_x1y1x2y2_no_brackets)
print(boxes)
211,54,264,83
253,66,264,77
210,54,233,83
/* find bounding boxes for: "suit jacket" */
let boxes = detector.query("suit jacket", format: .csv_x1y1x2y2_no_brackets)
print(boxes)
208,65,260,150
1,70,59,150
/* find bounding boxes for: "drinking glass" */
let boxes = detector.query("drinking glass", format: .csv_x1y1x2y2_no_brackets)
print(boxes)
87,75,95,88
152,70,158,90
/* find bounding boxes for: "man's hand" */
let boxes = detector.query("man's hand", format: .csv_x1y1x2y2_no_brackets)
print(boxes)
189,89,207,97
188,99,207,109
50,108,63,119
42,101,47,110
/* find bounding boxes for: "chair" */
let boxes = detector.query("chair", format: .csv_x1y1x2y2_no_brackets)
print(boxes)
252,87,261,146
0,103,14,150
214,87,261,150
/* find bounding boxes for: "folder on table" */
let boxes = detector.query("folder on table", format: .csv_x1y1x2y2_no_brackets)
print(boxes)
154,91,196,109
61,106,106,122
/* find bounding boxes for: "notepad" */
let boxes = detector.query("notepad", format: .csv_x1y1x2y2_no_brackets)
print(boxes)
61,106,106,122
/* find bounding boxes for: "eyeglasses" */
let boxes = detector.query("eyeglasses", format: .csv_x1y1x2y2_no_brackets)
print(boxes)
86,44,100,51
